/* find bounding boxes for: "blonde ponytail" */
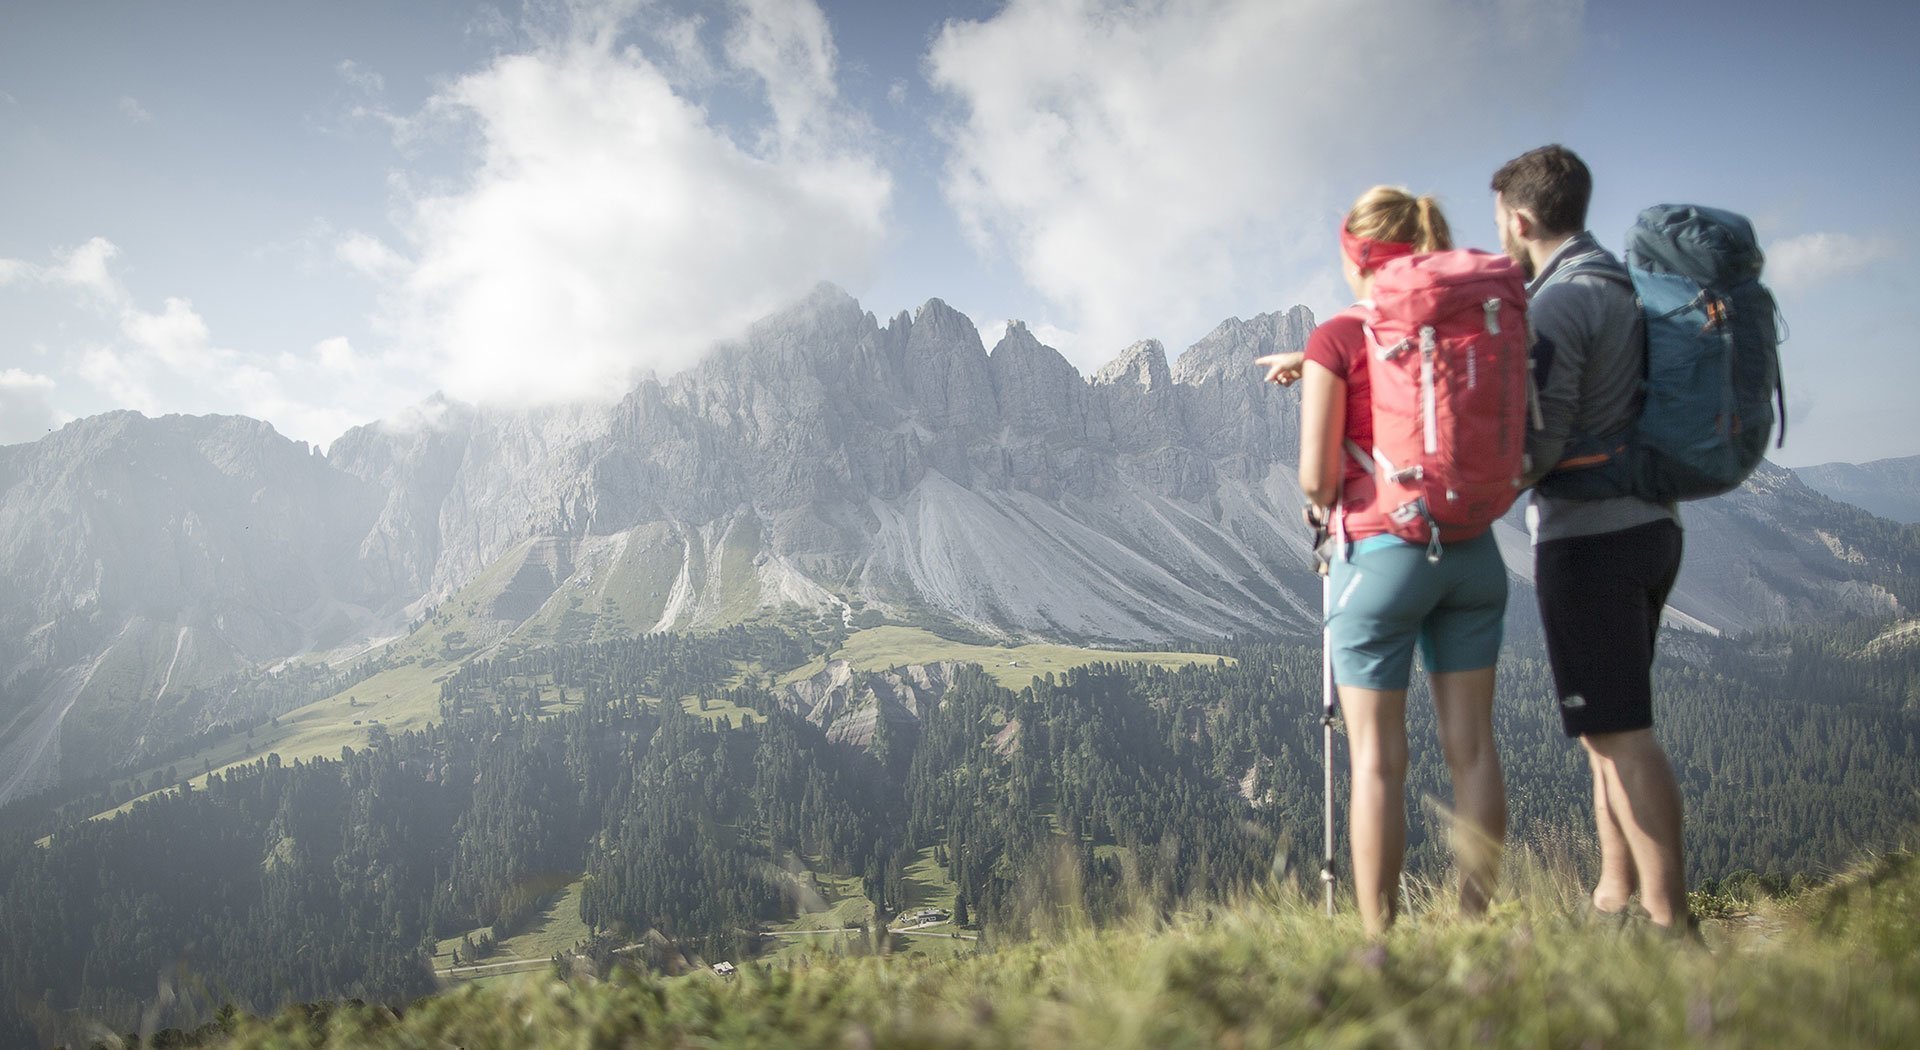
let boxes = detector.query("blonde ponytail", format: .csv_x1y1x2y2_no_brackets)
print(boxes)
1413,195,1451,253
1346,186,1453,255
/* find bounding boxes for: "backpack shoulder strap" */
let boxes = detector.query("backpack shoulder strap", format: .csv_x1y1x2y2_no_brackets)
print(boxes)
1551,251,1634,290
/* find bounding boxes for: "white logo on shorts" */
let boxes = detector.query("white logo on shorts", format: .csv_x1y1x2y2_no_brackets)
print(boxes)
1561,693,1587,709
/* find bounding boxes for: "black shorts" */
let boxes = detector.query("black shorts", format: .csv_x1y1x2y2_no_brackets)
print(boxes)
1534,519,1683,737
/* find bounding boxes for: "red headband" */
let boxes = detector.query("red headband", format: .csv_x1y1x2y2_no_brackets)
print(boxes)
1340,224,1414,271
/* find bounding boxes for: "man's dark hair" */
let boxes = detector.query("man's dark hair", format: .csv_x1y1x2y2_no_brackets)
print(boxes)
1491,145,1591,236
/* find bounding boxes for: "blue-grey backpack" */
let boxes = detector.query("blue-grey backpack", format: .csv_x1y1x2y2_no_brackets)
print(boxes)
1537,204,1785,502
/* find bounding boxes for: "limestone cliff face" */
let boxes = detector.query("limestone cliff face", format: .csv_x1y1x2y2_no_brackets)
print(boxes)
2,285,1912,801
780,660,960,747
312,285,1328,645
1173,309,1316,477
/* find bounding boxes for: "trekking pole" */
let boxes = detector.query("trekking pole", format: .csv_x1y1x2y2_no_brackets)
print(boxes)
1310,507,1337,918
1321,565,1337,918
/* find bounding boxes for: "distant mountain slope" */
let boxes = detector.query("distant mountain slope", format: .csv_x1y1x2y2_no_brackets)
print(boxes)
1794,455,1920,524
5,285,1918,802
0,413,394,802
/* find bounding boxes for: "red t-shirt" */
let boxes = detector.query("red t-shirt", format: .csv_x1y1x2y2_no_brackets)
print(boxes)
1303,308,1389,541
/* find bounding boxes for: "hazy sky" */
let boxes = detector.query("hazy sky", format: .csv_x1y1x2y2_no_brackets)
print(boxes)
1,0,1913,466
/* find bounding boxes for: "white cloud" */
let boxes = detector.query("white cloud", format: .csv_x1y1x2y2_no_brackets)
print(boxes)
117,95,151,123
77,347,158,415
336,59,423,141
1766,232,1899,294
337,59,386,95
336,232,407,279
104,296,392,443
6,238,398,447
123,297,216,370
51,237,127,302
378,392,464,435
650,11,718,87
93,295,271,415
0,237,129,301
367,0,891,406
310,335,364,376
927,0,1582,370
0,369,56,393
59,241,123,297
725,0,838,147
9,2,895,446
0,369,59,445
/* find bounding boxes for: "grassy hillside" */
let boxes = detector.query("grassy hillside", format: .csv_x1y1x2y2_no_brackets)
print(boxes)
781,625,1232,690
208,846,1920,1049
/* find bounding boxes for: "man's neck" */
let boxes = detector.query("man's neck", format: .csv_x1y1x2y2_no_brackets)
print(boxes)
1529,231,1577,277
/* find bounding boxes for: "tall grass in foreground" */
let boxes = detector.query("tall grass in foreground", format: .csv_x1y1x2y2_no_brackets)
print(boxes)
185,842,1920,1048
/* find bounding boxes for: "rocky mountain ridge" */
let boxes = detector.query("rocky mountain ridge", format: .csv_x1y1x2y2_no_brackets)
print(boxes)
1793,455,1920,525
2,284,1914,803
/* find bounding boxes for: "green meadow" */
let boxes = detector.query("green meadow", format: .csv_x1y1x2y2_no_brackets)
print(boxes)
213,846,1920,1048
781,625,1232,690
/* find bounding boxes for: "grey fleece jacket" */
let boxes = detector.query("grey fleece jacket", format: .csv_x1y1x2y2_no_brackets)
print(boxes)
1524,232,1679,543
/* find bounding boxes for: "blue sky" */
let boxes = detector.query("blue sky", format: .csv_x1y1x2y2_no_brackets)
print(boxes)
1,0,1913,467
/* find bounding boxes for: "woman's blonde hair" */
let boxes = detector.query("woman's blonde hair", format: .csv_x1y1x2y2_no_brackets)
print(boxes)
1345,185,1452,254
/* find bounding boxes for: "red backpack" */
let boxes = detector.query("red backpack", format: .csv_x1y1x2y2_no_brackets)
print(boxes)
1340,250,1531,560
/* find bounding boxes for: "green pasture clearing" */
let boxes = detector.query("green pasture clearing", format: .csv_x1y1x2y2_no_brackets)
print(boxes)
682,693,767,726
898,845,958,919
825,625,1231,691
81,658,453,825
890,931,978,961
772,861,873,933
434,878,594,971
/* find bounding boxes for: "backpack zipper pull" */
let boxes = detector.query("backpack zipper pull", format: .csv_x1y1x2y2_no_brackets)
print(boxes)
1483,298,1502,335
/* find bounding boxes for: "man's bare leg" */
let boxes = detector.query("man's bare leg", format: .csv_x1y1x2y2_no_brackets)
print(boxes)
1582,728,1687,927
1589,748,1639,914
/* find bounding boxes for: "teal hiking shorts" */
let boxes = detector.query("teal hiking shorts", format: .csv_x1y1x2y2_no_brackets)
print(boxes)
1324,530,1508,691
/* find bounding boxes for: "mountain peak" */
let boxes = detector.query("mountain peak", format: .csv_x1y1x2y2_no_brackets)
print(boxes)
742,282,875,353
903,299,995,430
1172,305,1316,387
805,279,857,306
987,319,1046,358
911,297,979,341
1093,339,1171,390
904,299,988,365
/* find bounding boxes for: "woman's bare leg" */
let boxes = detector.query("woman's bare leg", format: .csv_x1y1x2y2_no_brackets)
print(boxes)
1340,685,1409,935
1431,666,1506,918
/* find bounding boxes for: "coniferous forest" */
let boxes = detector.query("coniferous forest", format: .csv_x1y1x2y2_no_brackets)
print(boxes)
2,615,1917,1046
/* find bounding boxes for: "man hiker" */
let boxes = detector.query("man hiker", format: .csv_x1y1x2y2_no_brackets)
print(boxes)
1492,145,1698,938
